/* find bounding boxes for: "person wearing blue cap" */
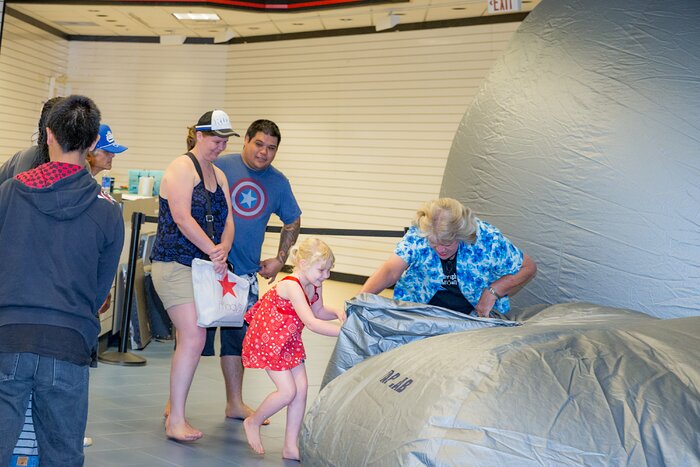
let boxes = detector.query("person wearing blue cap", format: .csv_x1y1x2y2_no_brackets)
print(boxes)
86,124,128,177
83,123,128,450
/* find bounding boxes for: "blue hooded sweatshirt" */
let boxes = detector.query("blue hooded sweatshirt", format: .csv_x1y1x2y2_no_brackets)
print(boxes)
0,167,124,364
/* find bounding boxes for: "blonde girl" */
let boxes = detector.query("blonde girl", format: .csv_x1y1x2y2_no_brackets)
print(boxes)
241,237,344,460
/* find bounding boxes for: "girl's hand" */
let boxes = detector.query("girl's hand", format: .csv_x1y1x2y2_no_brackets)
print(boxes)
335,308,347,323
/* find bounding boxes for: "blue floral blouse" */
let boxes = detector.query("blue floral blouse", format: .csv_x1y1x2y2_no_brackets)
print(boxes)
393,220,523,313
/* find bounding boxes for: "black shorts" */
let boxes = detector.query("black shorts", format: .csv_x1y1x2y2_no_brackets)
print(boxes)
202,325,248,356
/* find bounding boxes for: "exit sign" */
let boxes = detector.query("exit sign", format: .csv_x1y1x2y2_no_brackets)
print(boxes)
488,0,522,14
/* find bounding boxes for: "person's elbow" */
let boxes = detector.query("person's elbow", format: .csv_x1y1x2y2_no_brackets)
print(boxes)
359,282,375,294
283,217,301,232
520,254,537,282
305,318,328,334
361,264,402,294
170,205,192,227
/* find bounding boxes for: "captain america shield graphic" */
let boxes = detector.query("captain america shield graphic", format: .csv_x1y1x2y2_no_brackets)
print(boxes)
231,178,267,219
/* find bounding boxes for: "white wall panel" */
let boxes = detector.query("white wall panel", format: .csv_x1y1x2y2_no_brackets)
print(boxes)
0,18,518,279
66,42,230,182
0,13,68,162
225,23,519,277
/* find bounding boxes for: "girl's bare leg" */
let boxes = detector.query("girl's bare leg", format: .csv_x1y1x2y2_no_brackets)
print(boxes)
244,369,296,454
282,363,307,461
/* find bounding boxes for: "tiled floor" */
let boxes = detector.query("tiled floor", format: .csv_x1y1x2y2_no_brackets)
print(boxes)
85,280,381,466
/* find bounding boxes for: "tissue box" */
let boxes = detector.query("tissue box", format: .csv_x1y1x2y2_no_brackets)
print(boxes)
128,170,163,196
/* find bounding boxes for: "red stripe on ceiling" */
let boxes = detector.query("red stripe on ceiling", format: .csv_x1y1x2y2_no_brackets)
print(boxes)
116,0,367,10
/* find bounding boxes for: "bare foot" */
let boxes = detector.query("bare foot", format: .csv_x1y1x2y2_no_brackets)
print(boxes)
282,446,300,461
163,399,170,418
165,417,203,442
243,417,265,454
226,404,270,425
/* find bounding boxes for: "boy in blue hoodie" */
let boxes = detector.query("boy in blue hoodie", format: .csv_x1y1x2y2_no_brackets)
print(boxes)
0,95,124,466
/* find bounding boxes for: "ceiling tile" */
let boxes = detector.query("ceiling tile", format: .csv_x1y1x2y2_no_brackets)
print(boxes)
5,0,538,39
425,3,485,21
321,12,373,30
372,8,428,26
273,13,325,34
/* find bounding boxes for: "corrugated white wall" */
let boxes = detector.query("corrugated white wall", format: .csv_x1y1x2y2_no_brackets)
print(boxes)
66,41,229,181
0,12,68,161
225,25,519,276
0,20,518,277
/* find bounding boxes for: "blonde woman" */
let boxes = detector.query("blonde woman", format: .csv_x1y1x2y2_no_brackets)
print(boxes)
361,198,536,317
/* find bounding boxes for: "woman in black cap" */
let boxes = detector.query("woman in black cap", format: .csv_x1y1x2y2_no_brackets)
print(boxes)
150,110,237,441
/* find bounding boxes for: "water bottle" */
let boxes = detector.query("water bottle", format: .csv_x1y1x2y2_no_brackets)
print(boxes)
101,175,111,193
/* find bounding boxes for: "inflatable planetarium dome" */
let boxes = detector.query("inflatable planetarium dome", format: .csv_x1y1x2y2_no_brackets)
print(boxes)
441,0,700,319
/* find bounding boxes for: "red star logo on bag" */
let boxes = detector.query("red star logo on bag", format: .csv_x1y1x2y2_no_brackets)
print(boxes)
218,274,237,297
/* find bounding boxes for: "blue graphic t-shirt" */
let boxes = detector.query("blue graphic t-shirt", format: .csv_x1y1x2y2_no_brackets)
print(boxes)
214,153,301,275
393,220,523,313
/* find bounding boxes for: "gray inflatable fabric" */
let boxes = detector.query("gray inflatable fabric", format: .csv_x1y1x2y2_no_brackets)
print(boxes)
301,303,700,466
440,0,700,319
321,293,521,389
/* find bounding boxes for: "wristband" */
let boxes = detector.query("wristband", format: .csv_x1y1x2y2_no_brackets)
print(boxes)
487,286,502,300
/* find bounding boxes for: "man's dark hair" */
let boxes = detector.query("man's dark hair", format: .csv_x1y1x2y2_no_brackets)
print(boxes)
36,96,66,165
245,119,281,145
46,95,100,154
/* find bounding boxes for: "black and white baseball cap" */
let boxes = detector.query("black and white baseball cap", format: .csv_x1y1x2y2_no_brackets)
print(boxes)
195,110,239,137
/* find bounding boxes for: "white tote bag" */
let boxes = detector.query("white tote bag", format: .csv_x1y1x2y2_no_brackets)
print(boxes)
191,258,250,328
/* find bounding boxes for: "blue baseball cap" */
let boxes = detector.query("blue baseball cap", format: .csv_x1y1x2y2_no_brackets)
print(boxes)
95,124,128,153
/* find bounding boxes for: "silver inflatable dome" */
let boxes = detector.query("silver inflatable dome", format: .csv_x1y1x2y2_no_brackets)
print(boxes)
441,0,700,319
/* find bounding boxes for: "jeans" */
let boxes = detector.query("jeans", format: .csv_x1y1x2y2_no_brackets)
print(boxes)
0,352,88,467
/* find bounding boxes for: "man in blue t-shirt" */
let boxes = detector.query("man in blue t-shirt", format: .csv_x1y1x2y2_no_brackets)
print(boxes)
207,119,302,421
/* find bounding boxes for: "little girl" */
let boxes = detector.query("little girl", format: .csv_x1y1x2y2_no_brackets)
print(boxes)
241,237,344,461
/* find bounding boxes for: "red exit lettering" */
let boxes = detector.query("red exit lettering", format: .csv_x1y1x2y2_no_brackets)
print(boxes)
490,0,516,13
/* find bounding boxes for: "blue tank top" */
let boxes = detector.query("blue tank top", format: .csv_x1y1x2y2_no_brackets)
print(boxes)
150,182,228,266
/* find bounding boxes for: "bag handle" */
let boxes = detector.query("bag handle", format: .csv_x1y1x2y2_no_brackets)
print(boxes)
186,151,215,241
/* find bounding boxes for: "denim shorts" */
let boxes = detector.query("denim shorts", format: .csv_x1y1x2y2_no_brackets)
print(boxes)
202,273,258,357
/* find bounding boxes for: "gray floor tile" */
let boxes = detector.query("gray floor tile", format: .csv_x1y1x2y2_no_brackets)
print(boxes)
83,279,366,466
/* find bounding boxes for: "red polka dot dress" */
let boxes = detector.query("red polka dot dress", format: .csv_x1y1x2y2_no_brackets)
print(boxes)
242,276,318,371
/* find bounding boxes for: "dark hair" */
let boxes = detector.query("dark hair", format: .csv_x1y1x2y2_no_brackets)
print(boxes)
245,119,281,145
36,96,66,165
46,95,101,154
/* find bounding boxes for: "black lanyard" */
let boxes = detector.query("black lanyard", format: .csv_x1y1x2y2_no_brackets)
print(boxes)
186,152,215,241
